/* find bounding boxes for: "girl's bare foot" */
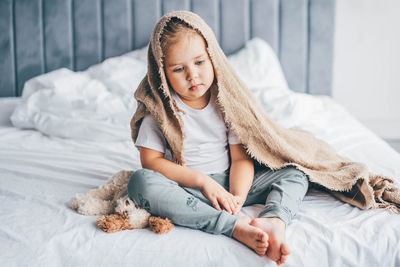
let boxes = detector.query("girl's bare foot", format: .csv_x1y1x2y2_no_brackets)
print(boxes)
250,217,290,265
232,216,269,256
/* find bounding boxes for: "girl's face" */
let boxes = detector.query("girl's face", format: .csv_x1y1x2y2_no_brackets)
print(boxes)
164,32,215,109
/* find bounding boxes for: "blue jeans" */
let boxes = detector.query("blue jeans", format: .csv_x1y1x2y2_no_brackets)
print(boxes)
127,166,309,237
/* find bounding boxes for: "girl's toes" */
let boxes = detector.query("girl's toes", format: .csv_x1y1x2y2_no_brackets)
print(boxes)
257,231,268,243
256,241,269,249
260,232,268,243
267,243,281,262
269,254,280,262
256,247,267,256
278,244,290,264
281,255,288,264
281,243,291,255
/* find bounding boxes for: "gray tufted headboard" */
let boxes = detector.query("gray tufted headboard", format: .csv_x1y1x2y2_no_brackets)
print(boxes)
0,0,335,97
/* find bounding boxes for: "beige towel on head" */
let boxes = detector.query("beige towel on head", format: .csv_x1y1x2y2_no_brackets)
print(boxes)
130,10,400,213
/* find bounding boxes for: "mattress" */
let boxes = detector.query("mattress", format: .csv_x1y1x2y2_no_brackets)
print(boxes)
1,90,399,266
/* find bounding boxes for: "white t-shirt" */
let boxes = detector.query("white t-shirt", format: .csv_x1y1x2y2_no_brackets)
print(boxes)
135,90,240,174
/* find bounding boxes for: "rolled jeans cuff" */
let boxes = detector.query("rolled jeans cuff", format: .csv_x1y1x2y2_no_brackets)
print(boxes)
258,205,291,226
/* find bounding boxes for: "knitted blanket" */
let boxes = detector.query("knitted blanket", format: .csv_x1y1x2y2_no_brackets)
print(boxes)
130,11,400,212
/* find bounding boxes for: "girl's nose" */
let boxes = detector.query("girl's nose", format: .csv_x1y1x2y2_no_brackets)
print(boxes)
186,67,198,81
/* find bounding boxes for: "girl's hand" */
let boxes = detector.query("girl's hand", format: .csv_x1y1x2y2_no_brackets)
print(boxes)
199,175,237,214
231,195,246,215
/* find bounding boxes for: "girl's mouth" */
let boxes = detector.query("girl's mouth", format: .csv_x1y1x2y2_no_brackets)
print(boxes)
190,84,200,91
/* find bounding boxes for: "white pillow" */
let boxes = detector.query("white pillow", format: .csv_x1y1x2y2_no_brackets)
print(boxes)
10,48,148,141
124,45,148,63
228,37,291,93
86,54,147,108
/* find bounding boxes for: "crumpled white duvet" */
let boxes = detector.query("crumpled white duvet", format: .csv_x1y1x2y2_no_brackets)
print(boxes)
10,47,147,141
1,93,399,267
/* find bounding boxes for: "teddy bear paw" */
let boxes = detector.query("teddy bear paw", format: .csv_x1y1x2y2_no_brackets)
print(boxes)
148,216,174,234
97,212,134,233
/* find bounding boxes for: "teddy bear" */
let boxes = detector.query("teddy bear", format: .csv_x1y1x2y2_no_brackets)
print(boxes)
68,170,174,234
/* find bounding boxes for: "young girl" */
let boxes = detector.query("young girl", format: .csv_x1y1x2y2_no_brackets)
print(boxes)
127,11,309,266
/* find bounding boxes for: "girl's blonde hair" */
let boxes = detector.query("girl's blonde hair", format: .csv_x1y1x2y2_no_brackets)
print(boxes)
160,17,204,54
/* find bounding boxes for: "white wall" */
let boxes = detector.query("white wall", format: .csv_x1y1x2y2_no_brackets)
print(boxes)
332,0,400,139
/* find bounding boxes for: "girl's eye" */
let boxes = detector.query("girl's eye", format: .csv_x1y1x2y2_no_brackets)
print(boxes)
173,67,184,72
195,60,204,65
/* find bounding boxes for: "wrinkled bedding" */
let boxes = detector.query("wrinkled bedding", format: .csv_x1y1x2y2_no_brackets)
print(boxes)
1,94,399,266
1,38,400,267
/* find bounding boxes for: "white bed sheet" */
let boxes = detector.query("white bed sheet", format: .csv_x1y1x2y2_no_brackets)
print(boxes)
1,95,400,267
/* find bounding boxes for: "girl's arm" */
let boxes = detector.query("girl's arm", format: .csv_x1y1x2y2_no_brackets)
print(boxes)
139,146,205,188
229,144,254,213
139,146,238,214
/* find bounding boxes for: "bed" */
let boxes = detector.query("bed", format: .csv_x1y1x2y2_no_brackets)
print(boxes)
1,0,399,266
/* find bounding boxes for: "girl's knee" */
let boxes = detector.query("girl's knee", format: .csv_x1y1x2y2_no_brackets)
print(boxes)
127,169,156,200
127,168,179,214
127,168,176,201
285,166,309,185
126,169,152,211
